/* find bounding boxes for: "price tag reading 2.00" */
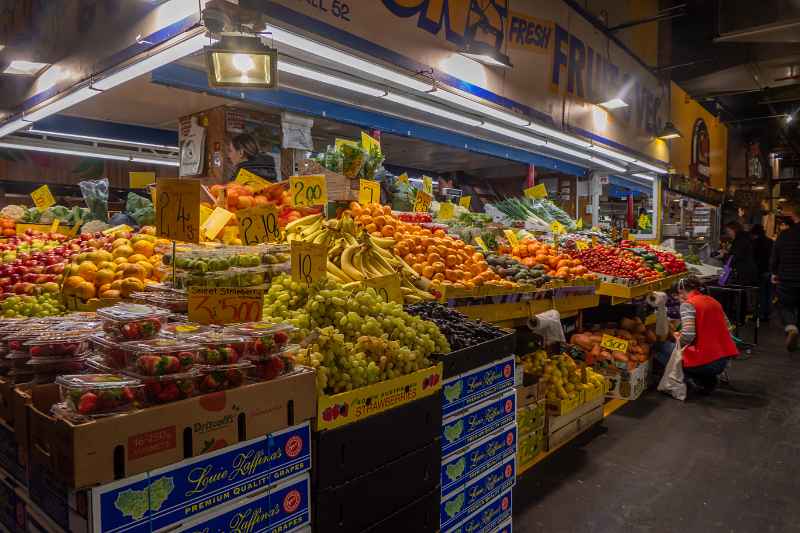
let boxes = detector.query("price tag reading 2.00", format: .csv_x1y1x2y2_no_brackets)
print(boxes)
156,178,201,243
291,241,328,284
290,175,327,207
238,205,281,245
188,287,264,325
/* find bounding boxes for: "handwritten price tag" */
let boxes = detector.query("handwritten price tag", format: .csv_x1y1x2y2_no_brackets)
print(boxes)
238,204,281,245
361,131,380,152
156,178,201,243
397,172,409,185
600,334,629,353
576,217,584,230
202,207,234,240
335,138,359,150
551,221,565,235
474,236,489,252
129,171,155,189
50,219,60,233
363,274,403,304
524,184,547,199
188,287,264,325
438,202,455,220
235,168,271,192
422,175,433,196
31,185,55,210
414,190,432,213
504,229,519,247
576,240,589,251
358,179,381,205
291,241,328,284
459,196,471,209
290,175,327,207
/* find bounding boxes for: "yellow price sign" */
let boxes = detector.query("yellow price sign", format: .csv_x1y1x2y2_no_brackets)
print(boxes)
188,287,264,325
438,202,455,220
361,131,380,152
234,168,272,192
358,179,381,205
504,229,519,247
524,184,547,199
237,204,281,245
600,334,629,353
30,185,55,210
199,205,213,226
155,178,201,243
551,221,565,235
102,224,134,236
202,207,234,240
363,274,403,304
474,236,489,252
414,190,433,213
129,171,156,189
422,175,433,195
290,175,327,207
291,241,328,284
50,219,60,233
576,217,584,230
335,138,359,150
591,236,598,248
459,196,471,209
397,172,409,185
576,240,589,251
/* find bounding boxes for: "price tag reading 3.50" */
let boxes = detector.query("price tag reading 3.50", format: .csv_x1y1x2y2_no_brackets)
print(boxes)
238,204,281,245
188,287,264,325
600,334,629,353
291,241,328,284
290,175,327,207
156,178,201,243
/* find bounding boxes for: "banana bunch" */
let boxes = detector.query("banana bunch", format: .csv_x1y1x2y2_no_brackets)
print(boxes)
285,214,360,246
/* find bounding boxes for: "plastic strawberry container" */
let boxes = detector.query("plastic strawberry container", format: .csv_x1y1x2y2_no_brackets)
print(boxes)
126,337,199,376
230,323,297,357
131,291,189,313
57,374,142,417
24,332,90,359
97,303,170,341
188,330,249,365
195,362,251,393
159,322,212,339
27,356,88,384
248,344,299,381
137,370,199,405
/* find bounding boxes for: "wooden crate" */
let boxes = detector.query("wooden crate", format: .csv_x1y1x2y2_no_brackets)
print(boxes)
546,394,604,450
297,159,358,202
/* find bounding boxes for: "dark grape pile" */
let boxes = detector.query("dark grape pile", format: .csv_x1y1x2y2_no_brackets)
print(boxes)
404,303,506,351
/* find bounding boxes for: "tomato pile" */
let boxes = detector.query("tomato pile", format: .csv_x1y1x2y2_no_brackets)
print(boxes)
568,245,662,283
620,241,686,275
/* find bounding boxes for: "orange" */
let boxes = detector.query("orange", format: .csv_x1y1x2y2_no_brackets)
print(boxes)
95,268,116,286
365,223,378,233
122,263,146,281
412,263,425,275
422,265,435,278
120,277,145,297
75,281,96,300
127,254,148,264
132,240,154,258
136,261,154,278
77,261,98,282
114,256,129,265
432,261,446,273
381,225,395,237
112,245,134,259
63,275,84,291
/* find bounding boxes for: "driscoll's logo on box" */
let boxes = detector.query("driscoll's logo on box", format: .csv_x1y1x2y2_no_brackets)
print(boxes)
194,414,234,434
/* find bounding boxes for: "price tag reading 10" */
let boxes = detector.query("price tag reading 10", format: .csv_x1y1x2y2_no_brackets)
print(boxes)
600,334,629,353
156,178,201,243
289,175,327,207
238,204,281,245
291,241,328,284
364,274,403,304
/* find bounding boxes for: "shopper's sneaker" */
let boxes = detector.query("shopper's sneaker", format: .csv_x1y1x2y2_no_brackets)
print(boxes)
786,327,799,352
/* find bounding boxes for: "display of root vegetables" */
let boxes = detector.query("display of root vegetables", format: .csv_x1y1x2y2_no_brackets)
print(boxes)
569,317,656,370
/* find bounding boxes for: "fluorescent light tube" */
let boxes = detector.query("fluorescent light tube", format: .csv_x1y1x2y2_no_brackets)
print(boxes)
278,61,386,97
632,172,655,180
545,142,591,159
93,33,210,90
480,122,544,146
383,92,482,126
3,60,49,76
28,129,178,150
598,98,628,110
0,118,29,138
527,122,591,148
270,27,432,93
589,143,636,163
429,88,530,126
633,160,668,174
0,140,178,166
23,86,102,122
590,157,626,172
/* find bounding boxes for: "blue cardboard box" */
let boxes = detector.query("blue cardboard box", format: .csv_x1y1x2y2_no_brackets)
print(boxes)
91,421,311,533
176,473,310,533
443,489,513,533
440,455,515,530
441,356,515,416
440,423,516,496
442,389,516,457
493,517,513,533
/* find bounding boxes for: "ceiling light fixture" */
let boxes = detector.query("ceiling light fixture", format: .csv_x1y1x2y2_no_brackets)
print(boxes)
383,92,483,126
27,129,178,150
633,160,668,174
0,118,29,138
3,60,49,76
597,97,629,110
632,172,656,181
278,61,386,97
657,121,683,140
480,122,544,146
23,86,102,122
428,88,530,126
589,157,627,172
0,138,178,166
206,34,277,88
526,122,591,148
458,42,512,69
589,143,637,163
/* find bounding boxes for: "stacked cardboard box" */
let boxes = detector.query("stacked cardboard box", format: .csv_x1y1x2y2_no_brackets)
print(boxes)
440,351,517,533
516,380,546,468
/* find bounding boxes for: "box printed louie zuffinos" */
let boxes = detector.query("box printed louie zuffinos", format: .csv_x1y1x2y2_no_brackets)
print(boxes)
440,422,516,496
443,488,512,533
441,356,515,417
440,454,516,530
441,388,516,457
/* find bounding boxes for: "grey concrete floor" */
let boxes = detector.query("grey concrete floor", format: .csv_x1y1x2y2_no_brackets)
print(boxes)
513,320,800,532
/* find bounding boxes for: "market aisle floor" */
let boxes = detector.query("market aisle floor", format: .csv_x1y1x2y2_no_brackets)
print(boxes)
513,320,800,533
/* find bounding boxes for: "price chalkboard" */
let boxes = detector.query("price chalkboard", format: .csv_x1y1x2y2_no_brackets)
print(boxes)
414,190,432,213
600,334,629,353
31,185,55,210
291,241,328,284
364,274,403,304
290,175,327,207
358,179,381,205
155,178,201,243
188,287,264,325
238,204,281,245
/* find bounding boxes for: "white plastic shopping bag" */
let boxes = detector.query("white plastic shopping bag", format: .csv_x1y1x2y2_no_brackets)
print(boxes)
658,341,687,401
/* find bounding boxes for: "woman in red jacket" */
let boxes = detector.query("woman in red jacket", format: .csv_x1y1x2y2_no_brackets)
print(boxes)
655,276,739,393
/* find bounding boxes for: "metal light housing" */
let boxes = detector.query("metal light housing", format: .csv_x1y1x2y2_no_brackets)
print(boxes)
206,35,277,88
658,121,683,140
459,42,512,68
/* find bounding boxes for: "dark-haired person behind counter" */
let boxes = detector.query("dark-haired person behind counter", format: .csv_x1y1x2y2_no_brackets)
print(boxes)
227,133,278,182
